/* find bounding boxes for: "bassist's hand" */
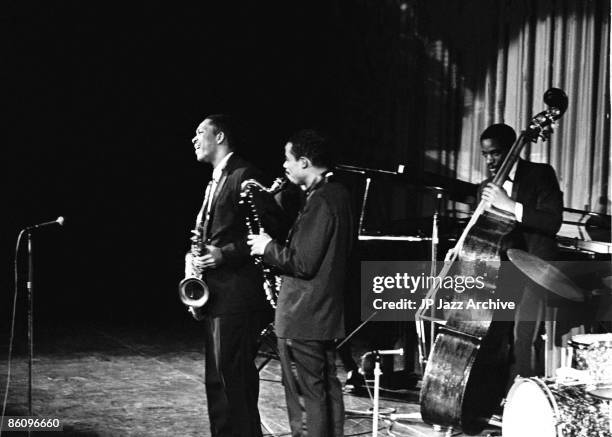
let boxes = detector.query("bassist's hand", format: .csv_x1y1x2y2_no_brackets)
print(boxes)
482,183,516,214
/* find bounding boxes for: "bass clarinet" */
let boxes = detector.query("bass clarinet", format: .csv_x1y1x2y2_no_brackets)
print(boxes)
240,177,287,308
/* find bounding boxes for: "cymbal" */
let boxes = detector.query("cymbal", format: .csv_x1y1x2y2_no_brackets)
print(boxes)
588,385,612,401
507,249,585,302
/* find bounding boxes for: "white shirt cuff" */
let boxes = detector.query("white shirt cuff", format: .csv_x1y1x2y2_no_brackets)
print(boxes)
514,202,523,222
262,238,273,256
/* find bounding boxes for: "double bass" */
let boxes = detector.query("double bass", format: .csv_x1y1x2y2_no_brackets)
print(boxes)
417,88,569,434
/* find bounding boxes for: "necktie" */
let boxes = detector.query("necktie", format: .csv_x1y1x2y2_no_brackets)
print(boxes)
207,173,221,214
196,180,214,228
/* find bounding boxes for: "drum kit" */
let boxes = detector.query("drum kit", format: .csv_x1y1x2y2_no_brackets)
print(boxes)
503,249,612,436
353,249,611,436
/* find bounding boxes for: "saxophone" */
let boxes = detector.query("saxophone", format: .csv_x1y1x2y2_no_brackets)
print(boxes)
178,226,210,319
240,177,287,308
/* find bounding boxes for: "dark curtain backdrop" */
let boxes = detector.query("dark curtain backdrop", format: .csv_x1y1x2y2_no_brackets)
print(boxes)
331,0,610,215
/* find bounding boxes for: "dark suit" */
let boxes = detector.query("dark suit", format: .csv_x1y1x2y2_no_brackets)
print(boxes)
198,153,271,437
263,178,354,437
479,159,563,260
479,159,563,379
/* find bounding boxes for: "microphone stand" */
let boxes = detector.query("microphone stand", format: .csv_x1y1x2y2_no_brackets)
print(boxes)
353,349,403,437
18,218,63,435
335,169,377,351
27,231,34,428
372,352,382,437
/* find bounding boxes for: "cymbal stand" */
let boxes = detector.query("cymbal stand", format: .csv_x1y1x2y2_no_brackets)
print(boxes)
415,190,444,373
372,353,382,437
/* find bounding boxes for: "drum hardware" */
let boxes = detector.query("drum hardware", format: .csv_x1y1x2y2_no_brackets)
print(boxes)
416,187,446,374
507,249,597,378
567,333,612,384
588,383,612,436
588,384,612,400
587,385,612,437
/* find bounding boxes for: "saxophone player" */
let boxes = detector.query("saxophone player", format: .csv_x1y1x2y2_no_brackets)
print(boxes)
248,130,354,437
188,114,272,437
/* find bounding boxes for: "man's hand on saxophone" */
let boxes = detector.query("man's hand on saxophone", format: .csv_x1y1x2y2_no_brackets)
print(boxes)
192,244,224,270
247,232,272,256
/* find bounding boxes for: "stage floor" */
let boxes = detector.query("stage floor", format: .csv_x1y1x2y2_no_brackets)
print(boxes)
0,321,500,436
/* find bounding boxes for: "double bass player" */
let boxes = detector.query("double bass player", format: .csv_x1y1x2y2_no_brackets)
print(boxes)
478,123,563,382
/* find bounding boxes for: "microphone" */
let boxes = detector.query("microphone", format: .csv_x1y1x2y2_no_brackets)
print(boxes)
368,348,404,356
24,216,65,231
360,348,404,362
359,348,404,374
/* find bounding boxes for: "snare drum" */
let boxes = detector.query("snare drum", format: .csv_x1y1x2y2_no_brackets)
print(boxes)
568,333,612,382
503,377,611,437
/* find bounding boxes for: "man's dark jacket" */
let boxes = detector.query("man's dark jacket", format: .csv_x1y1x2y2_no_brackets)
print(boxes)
263,180,354,340
203,154,278,315
478,159,563,260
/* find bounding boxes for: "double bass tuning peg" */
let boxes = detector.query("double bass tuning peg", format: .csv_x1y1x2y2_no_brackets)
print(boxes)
539,121,557,142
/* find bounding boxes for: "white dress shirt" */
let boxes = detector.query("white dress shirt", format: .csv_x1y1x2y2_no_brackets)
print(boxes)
196,152,234,226
501,161,523,222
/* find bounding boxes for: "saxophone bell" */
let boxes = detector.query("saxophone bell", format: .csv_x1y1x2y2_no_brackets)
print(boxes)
179,231,211,318
178,276,210,308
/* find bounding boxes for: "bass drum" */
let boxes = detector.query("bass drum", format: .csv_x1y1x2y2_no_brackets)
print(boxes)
502,377,611,437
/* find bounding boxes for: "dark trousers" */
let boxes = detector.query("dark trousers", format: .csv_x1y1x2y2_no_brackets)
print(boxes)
278,338,344,437
203,311,268,437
